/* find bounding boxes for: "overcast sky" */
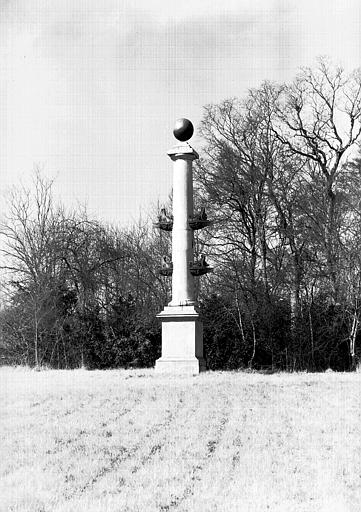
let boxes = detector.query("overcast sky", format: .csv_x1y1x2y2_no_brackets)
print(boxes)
1,0,360,227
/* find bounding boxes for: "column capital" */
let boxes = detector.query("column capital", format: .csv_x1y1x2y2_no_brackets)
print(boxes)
167,142,199,161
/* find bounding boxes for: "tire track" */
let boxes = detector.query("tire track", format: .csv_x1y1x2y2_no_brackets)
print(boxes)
158,392,233,511
64,390,186,499
1,393,144,481
46,392,143,458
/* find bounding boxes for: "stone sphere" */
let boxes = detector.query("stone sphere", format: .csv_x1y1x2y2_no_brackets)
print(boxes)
173,118,194,141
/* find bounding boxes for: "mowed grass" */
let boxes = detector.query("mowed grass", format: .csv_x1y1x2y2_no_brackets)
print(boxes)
0,368,360,512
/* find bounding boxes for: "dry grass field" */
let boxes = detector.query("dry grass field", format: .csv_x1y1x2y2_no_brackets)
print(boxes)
0,367,360,512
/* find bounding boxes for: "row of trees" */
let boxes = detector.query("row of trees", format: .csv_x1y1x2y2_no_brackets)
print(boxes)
196,58,361,370
1,58,361,371
0,175,171,368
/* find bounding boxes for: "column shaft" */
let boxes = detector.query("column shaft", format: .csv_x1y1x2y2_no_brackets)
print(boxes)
171,154,194,305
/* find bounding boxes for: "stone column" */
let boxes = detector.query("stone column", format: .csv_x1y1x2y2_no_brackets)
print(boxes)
155,120,206,375
169,143,197,306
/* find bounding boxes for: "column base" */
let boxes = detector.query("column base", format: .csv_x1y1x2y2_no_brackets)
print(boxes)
155,357,206,375
155,305,206,375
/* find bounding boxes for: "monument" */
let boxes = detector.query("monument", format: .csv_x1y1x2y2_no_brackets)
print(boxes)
154,119,212,374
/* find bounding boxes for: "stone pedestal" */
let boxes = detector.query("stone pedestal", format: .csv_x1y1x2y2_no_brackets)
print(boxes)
155,305,206,374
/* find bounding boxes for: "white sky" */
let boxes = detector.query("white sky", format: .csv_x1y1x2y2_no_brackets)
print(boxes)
1,0,360,227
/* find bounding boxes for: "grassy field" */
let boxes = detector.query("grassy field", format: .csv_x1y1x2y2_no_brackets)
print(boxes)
0,368,360,512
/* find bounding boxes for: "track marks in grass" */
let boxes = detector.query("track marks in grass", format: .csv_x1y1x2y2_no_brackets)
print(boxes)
64,391,187,500
38,397,139,459
73,445,129,496
158,392,232,511
129,396,187,473
131,443,163,474
0,390,144,492
4,371,361,512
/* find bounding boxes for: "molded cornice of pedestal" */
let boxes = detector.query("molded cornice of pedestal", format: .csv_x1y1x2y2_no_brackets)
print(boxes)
167,142,199,161
157,304,199,319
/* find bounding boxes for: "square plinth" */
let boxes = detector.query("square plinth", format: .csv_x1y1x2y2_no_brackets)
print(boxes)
155,305,206,374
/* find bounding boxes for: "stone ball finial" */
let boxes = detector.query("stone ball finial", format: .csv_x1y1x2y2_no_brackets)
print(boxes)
173,118,194,141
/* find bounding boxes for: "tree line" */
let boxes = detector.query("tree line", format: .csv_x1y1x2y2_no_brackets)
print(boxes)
0,175,170,368
1,58,361,371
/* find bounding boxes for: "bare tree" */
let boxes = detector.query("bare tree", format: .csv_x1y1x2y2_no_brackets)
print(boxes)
0,172,68,366
273,57,361,303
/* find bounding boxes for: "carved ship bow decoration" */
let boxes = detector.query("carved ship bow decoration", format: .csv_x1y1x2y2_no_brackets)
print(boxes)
159,255,173,277
188,207,213,230
189,255,213,276
155,206,213,277
153,208,174,231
